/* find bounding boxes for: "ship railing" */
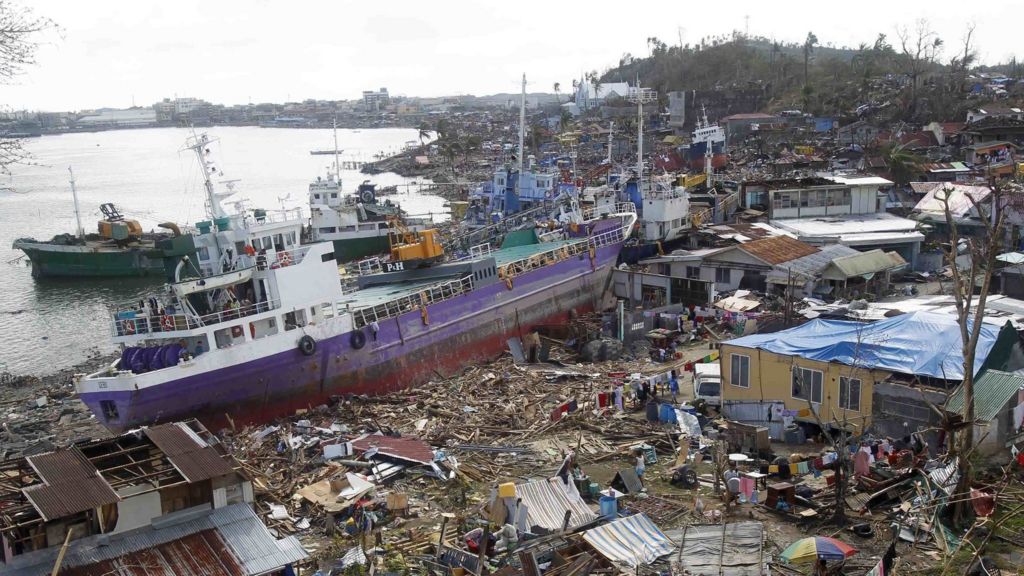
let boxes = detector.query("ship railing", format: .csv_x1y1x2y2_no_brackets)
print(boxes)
268,245,314,268
582,202,635,221
352,274,475,328
111,298,282,337
469,243,493,258
356,257,383,276
255,207,304,224
498,239,591,281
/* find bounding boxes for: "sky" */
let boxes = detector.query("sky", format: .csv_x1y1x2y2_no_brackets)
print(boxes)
4,0,1022,112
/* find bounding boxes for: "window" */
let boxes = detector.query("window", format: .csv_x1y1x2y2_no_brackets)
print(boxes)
197,247,210,261
319,227,337,234
730,354,750,388
715,268,731,284
330,193,338,199
839,377,861,411
313,194,320,200
792,367,823,404
686,266,700,279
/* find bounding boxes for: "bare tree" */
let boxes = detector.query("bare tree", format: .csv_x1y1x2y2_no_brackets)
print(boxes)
936,181,1008,527
0,1,59,172
896,19,943,119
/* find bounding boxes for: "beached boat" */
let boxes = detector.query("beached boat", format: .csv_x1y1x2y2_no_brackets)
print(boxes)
11,168,188,278
77,196,637,432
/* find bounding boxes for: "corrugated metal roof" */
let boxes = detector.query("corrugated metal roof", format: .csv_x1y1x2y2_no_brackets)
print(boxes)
738,236,818,265
62,530,245,576
822,249,907,280
676,522,764,576
767,244,861,283
612,468,644,494
582,513,675,568
945,369,1024,422
145,423,235,482
515,478,598,531
1,503,307,576
22,450,119,521
351,434,434,464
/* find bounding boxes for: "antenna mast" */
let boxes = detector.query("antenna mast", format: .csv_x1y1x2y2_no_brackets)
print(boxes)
518,73,526,174
333,116,341,180
629,77,657,195
69,167,84,239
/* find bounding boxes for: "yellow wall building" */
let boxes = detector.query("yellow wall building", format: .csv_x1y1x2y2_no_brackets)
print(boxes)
718,343,892,433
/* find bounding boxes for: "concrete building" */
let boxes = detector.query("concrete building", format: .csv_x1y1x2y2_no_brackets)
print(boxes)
740,174,924,267
76,108,158,128
573,81,638,110
362,87,390,110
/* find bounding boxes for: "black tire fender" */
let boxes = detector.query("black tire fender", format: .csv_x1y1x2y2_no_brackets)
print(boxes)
350,329,367,350
298,335,317,356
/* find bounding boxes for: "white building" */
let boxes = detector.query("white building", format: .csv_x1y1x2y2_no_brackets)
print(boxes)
574,81,637,110
77,108,158,128
744,174,924,268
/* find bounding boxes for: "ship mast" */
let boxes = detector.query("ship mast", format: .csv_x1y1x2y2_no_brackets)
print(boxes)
518,73,526,174
185,133,227,221
630,77,656,195
68,167,84,239
607,121,614,166
332,115,341,181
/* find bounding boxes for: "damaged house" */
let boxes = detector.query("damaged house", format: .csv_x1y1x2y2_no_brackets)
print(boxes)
718,311,1014,441
0,420,306,576
739,174,924,268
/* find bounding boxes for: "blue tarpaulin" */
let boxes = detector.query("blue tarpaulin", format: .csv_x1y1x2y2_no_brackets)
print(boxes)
723,311,1000,381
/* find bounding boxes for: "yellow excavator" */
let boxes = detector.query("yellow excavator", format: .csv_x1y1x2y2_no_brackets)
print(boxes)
386,216,444,269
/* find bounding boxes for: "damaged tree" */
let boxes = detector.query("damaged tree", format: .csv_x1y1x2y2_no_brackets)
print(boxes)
936,181,1007,528
0,1,59,171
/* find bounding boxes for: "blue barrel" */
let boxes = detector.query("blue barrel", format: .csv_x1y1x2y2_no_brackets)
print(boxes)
645,400,659,422
659,404,678,424
599,496,617,520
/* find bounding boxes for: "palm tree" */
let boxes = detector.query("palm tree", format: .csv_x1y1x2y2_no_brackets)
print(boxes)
881,142,922,187
417,122,432,152
803,31,818,89
553,82,561,105
439,140,462,176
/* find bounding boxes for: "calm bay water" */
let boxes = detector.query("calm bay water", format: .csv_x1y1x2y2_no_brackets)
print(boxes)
0,126,446,375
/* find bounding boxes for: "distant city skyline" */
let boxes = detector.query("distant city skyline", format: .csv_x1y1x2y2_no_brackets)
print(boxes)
4,0,1021,112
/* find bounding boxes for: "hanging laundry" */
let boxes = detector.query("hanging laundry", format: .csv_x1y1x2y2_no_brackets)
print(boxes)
768,465,779,474
789,463,799,475
797,461,809,475
739,477,755,500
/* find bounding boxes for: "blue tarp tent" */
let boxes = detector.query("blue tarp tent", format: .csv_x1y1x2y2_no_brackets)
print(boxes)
723,311,1000,381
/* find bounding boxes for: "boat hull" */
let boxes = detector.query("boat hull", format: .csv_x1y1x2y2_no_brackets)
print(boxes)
330,236,390,263
14,242,165,278
80,239,624,432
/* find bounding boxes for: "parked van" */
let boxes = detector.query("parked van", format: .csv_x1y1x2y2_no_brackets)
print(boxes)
693,363,721,407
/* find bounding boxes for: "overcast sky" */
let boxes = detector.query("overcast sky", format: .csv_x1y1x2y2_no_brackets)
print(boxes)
5,0,1021,111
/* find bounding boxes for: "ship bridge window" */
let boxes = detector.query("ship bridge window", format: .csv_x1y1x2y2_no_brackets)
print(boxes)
314,194,321,200
283,309,308,331
197,247,210,261
321,302,336,319
214,325,246,349
330,193,338,199
319,227,337,234
378,222,389,229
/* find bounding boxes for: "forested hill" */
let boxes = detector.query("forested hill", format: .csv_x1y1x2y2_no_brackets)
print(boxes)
594,29,993,123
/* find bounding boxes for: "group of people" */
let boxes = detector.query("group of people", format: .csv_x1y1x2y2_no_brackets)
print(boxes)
607,373,682,411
